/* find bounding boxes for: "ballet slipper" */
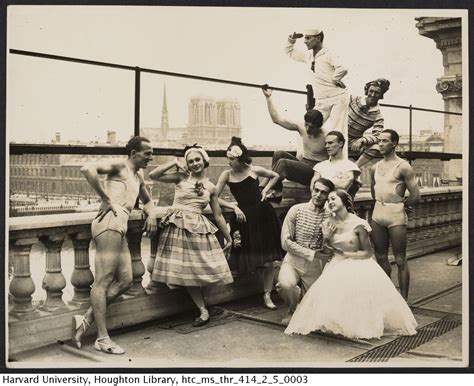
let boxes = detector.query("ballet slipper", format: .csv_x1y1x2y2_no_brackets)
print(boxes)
71,315,90,349
94,336,125,355
263,292,277,310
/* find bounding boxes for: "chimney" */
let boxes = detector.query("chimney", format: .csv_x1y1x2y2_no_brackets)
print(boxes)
107,130,117,145
55,132,61,143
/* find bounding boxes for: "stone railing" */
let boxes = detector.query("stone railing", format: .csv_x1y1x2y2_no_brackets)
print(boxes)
7,186,462,356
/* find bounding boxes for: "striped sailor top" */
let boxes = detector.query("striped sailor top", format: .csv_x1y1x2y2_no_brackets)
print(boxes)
348,95,384,143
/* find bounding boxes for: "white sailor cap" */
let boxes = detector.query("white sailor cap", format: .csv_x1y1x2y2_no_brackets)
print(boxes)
304,28,322,36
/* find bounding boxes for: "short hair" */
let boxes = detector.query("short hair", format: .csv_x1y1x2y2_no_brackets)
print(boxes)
332,189,355,214
364,78,390,99
304,109,323,128
326,130,346,147
126,136,151,156
381,129,399,146
227,136,252,165
312,177,335,192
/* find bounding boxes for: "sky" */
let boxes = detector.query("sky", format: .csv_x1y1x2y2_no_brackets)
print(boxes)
6,6,466,147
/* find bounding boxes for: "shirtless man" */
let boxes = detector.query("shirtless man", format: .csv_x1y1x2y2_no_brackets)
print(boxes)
370,129,419,300
72,136,157,354
262,87,328,203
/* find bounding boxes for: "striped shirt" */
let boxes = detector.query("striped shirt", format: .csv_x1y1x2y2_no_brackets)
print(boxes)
281,202,331,262
348,95,384,145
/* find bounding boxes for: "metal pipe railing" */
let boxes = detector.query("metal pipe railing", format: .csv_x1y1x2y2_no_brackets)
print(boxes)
9,47,463,161
8,143,462,161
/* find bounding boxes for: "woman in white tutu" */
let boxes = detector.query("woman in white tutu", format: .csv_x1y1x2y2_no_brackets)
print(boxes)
285,189,417,340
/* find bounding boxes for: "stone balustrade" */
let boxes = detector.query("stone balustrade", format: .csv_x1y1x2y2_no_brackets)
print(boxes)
7,187,462,356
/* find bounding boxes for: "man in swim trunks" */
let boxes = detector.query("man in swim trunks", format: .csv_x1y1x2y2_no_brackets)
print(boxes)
370,129,419,300
72,136,157,354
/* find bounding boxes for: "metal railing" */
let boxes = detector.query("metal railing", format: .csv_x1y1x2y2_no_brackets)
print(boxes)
9,48,462,159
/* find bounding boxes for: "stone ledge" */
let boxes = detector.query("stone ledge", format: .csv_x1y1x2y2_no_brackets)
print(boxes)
8,186,463,233
8,274,263,356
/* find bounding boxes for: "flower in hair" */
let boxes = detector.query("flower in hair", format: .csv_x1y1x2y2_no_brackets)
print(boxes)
227,145,243,158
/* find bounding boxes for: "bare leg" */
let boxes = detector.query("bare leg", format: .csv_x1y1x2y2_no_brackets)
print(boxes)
389,225,409,300
262,263,275,293
371,221,392,278
186,286,209,321
74,232,132,346
262,263,277,309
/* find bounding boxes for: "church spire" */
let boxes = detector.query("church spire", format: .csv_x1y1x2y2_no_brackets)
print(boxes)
161,83,169,138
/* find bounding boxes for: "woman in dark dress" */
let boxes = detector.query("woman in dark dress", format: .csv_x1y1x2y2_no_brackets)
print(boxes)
216,137,284,309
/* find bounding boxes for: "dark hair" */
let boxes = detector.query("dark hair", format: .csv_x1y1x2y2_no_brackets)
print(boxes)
227,136,252,165
326,130,346,147
183,143,209,168
313,177,335,192
381,129,399,146
333,189,355,213
304,109,323,129
364,78,390,99
126,136,151,156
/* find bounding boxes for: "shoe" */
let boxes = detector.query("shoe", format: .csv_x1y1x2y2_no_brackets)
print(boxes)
71,315,90,349
263,292,277,310
94,336,125,355
192,316,210,327
266,192,283,204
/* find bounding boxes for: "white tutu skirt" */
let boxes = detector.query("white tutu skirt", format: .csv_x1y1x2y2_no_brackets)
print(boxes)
285,255,418,340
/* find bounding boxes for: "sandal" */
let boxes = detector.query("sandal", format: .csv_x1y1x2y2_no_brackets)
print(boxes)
71,315,91,349
94,336,125,355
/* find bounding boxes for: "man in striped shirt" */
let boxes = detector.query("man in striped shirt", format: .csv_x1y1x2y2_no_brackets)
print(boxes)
277,177,334,324
348,78,390,167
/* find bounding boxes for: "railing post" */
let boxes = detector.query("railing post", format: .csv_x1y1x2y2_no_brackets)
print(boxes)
408,104,413,164
134,67,141,137
126,224,146,296
39,235,67,312
70,232,94,306
9,237,40,317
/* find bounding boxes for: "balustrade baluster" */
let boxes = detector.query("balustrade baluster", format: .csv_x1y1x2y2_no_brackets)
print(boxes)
437,195,448,237
446,195,456,236
70,232,94,306
453,193,463,234
126,225,146,296
430,196,441,239
9,237,40,317
424,197,434,239
39,235,67,312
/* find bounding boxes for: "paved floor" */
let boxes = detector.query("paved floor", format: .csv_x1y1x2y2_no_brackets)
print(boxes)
10,248,465,369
